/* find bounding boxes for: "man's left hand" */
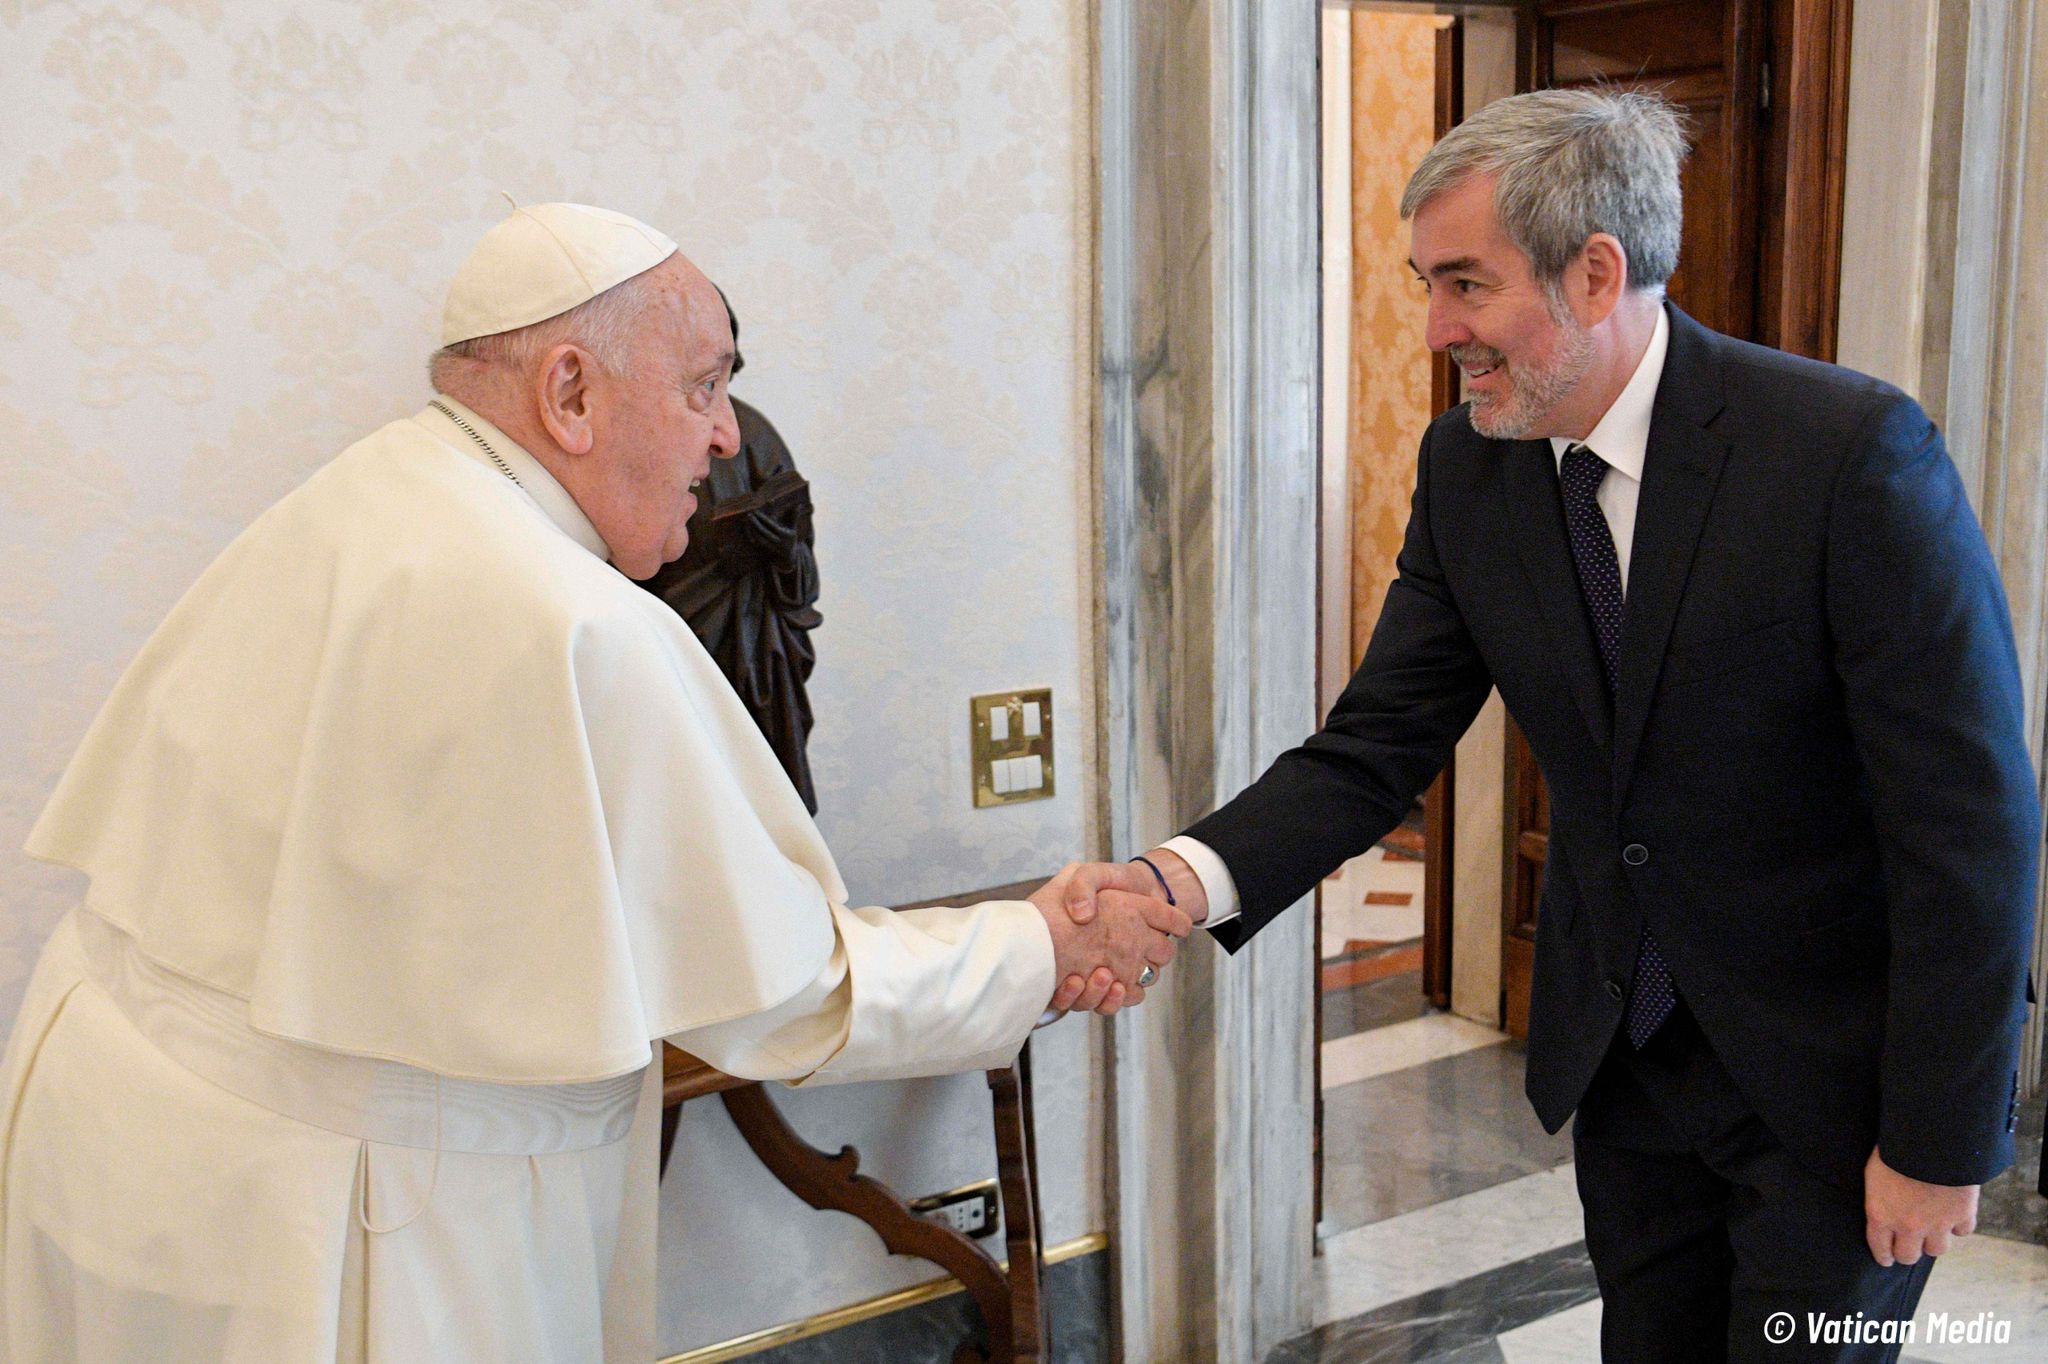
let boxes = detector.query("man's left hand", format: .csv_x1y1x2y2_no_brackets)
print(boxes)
1863,1146,1979,1266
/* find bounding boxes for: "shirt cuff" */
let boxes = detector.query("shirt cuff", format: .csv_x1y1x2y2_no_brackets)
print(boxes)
1160,835,1242,926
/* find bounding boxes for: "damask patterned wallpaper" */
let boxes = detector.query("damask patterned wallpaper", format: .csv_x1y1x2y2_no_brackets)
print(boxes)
0,0,1094,1032
2,7,1099,1343
1347,12,1441,662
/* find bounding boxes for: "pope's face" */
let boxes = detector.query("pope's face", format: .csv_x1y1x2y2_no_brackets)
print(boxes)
1408,173,1593,440
586,262,741,579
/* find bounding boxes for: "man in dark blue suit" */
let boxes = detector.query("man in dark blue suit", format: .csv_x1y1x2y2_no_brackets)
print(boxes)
1064,89,2040,1360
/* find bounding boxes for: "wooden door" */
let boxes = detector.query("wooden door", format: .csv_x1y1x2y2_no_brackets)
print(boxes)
1421,19,1466,1011
1500,0,1851,1036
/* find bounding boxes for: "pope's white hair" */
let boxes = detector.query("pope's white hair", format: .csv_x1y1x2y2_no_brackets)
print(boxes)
427,271,661,394
1400,87,1688,295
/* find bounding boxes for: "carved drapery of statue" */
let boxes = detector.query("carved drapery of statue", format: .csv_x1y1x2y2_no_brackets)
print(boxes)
641,392,823,811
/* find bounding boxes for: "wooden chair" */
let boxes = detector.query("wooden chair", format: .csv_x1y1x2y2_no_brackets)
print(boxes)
660,1005,1050,1362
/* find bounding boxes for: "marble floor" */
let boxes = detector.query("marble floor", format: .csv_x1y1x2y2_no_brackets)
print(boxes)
1321,845,1426,960
1290,845,2048,1362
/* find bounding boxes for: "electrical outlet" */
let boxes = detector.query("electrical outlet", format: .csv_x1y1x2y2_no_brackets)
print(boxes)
909,1180,1000,1240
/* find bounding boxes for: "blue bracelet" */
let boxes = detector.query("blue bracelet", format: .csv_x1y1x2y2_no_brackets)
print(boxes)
1131,854,1177,906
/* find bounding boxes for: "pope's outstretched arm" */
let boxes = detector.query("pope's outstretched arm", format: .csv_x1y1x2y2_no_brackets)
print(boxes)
672,863,1188,1085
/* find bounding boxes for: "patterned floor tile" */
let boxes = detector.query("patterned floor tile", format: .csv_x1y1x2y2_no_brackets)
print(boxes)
1274,1241,1595,1363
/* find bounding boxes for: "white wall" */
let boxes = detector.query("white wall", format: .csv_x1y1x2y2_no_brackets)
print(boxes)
0,1,1103,1353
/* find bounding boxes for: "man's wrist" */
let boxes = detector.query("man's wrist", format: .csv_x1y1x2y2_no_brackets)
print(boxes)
1144,846,1209,922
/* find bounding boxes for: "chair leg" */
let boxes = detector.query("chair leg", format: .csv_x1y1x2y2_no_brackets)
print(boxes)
990,1040,1047,1362
658,1100,683,1180
720,1082,1014,1362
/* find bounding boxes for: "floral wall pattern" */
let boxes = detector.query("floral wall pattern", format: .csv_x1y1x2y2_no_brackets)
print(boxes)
1,0,1099,1348
1347,12,1442,662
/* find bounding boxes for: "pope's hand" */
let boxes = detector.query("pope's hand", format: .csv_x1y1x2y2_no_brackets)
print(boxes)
1029,862,1189,1016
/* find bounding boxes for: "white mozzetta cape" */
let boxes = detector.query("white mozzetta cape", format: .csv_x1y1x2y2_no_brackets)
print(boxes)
26,406,844,1085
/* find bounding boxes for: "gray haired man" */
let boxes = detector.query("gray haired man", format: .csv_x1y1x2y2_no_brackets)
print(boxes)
1068,88,2039,1362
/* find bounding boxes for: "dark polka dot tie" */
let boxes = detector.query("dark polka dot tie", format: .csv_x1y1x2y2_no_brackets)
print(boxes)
1559,444,1676,1049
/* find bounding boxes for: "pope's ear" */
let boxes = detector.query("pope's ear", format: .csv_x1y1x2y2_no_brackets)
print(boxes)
536,343,596,456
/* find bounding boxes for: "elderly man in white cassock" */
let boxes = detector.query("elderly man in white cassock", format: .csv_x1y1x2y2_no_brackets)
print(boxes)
0,204,1184,1363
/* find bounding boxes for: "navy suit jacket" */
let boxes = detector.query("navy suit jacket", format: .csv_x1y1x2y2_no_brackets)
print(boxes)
1187,304,2041,1189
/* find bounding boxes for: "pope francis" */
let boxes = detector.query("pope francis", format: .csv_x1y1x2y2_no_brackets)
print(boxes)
0,204,1186,1363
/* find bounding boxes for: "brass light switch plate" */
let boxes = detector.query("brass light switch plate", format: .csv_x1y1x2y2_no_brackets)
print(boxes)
972,689,1054,807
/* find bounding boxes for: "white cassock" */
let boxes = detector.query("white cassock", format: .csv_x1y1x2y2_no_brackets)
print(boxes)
0,398,1055,1363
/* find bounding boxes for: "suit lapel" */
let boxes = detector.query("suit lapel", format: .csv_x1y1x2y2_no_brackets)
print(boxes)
1501,439,1614,754
1612,307,1732,804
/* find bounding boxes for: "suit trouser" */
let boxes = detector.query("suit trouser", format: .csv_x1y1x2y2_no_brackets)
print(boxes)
1572,1004,1934,1363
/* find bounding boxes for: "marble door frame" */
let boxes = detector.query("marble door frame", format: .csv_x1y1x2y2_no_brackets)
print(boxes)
1094,0,1320,1359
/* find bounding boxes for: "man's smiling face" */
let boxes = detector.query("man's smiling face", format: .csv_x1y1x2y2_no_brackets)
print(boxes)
1408,172,1594,441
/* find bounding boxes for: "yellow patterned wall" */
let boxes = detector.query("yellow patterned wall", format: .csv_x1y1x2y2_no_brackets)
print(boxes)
1348,13,1443,665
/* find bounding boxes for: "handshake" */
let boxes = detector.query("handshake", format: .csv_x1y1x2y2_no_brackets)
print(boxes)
1025,849,1213,1017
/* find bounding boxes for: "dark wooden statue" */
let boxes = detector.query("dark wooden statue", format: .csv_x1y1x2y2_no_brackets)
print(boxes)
640,301,823,811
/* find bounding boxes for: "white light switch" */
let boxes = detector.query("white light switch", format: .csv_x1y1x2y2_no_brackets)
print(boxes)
970,688,1054,809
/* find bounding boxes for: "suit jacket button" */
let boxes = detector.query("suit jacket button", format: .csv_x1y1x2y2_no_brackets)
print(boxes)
1622,843,1649,866
1605,980,1625,1000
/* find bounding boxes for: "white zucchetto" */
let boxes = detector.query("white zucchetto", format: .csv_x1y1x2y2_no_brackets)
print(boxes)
441,202,678,346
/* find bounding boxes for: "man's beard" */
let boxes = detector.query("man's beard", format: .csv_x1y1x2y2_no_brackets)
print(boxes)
1453,302,1595,440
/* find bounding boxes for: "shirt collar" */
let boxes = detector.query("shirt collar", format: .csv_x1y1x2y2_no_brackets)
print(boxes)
1548,304,1670,481
416,395,613,562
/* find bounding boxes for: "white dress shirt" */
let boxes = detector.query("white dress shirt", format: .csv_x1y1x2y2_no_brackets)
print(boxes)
1179,309,1672,927
1546,305,1669,592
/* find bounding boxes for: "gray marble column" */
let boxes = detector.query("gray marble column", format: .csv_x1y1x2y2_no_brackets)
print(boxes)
1096,0,1320,1358
1904,0,2048,1093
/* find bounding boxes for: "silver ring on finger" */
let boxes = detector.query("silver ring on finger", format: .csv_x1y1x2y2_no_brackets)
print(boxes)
1137,964,1159,988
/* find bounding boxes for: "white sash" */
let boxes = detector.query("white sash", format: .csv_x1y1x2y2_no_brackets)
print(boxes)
70,908,641,1155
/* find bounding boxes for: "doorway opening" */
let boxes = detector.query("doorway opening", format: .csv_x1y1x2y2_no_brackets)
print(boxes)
1312,3,1524,1247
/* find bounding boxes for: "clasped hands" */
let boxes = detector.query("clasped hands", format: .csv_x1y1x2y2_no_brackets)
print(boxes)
1027,849,1211,1016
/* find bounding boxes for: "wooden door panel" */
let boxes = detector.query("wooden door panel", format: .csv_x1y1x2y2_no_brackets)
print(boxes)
1756,0,1854,358
1547,1,1727,84
1668,93,1737,336
1422,19,1465,1014
1502,718,1547,1038
1533,0,1762,339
